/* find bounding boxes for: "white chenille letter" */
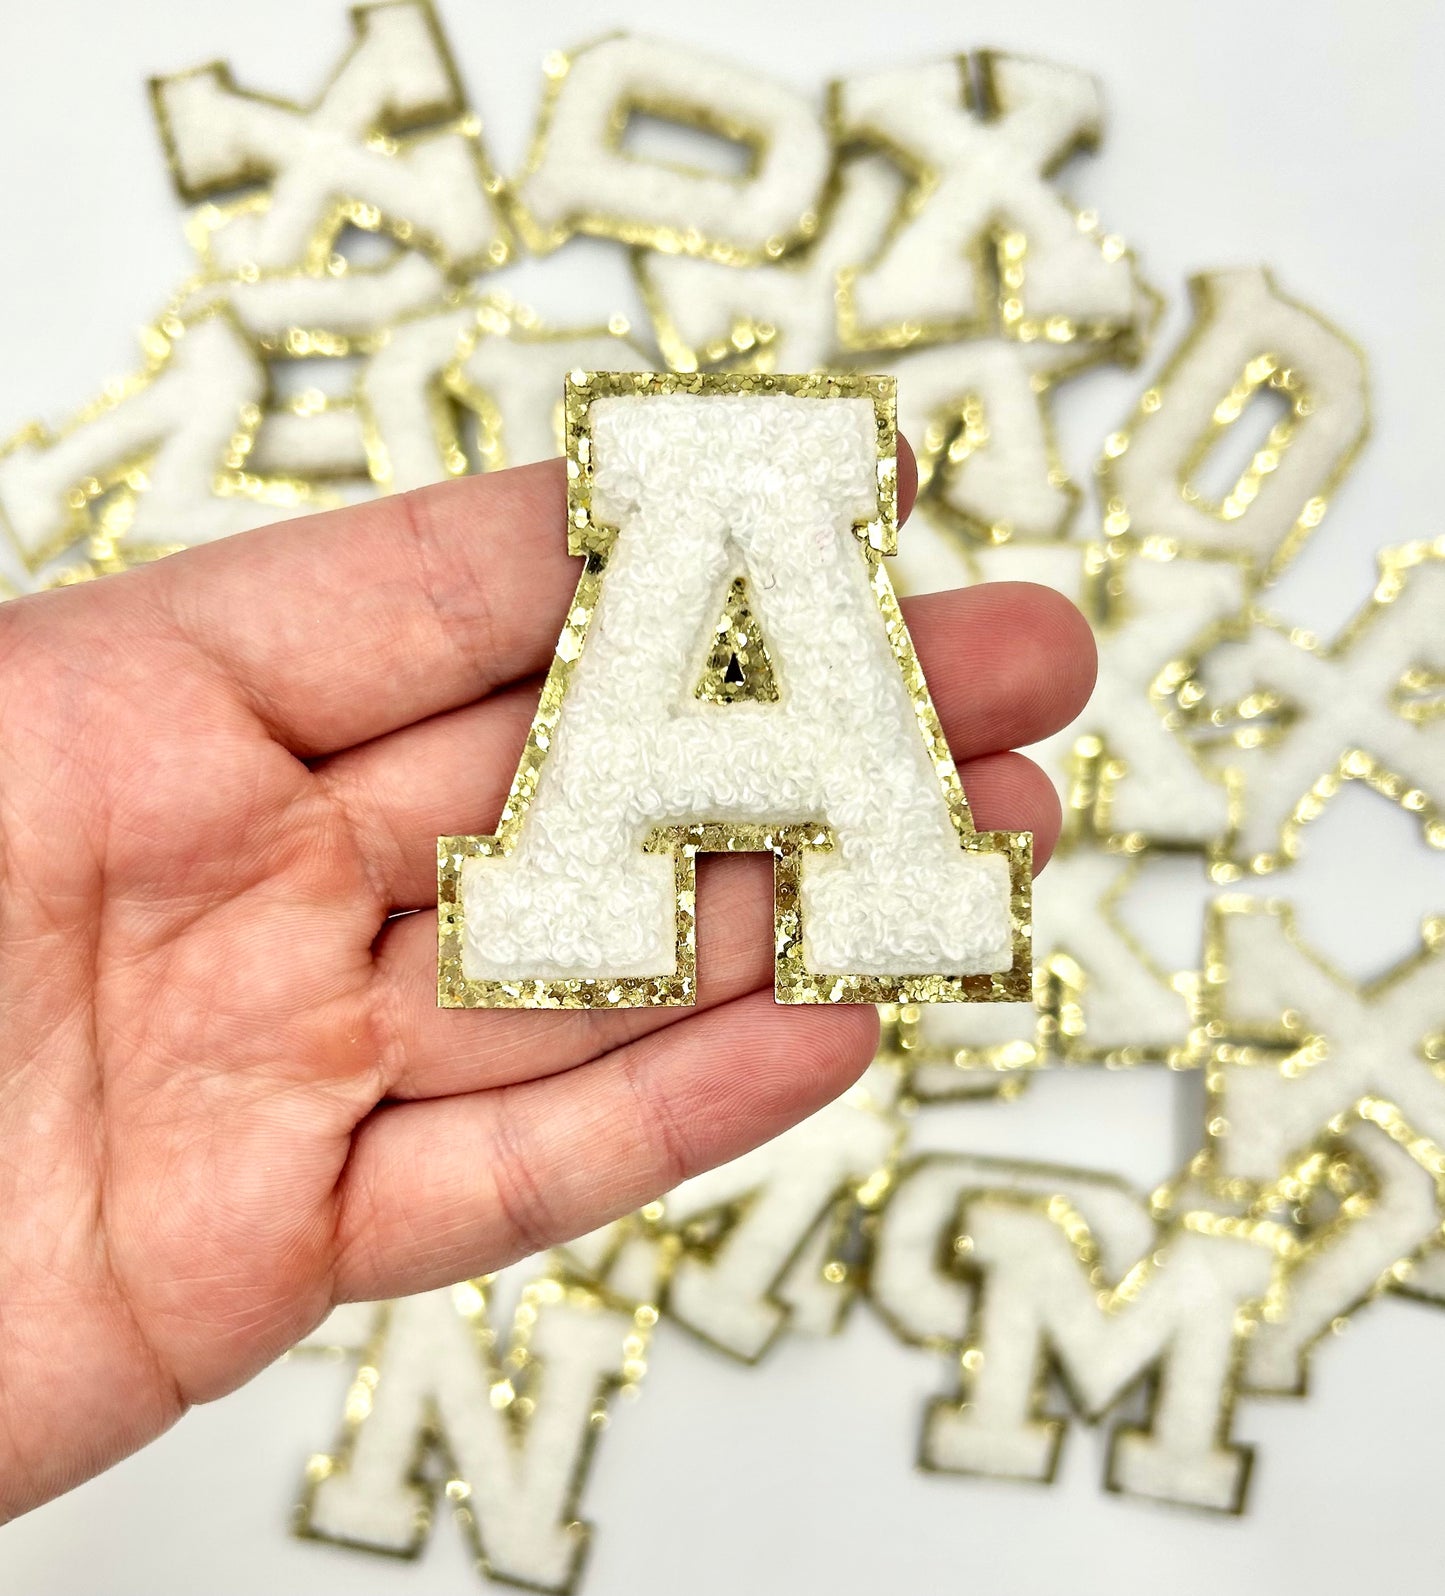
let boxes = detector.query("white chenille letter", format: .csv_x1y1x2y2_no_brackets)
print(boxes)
441,378,1027,1006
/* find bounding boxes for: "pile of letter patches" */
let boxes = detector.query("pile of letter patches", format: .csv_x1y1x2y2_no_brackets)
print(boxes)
1,5,1442,1590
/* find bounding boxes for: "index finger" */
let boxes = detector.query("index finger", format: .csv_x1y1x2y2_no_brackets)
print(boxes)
34,437,918,760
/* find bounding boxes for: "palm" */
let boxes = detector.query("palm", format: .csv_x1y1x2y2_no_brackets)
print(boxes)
0,457,1093,1517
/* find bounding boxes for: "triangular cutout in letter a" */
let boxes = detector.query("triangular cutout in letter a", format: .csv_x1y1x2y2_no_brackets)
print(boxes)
694,576,779,705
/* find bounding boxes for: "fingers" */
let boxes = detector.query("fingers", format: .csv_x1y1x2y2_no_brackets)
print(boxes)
143,461,573,757
964,748,1063,867
898,431,918,515
909,581,1097,756
368,747,1058,1103
331,991,880,1302
315,581,1093,909
64,436,921,762
372,853,776,1101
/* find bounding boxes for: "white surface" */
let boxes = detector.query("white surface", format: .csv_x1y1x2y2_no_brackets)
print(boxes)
1,1,1444,1592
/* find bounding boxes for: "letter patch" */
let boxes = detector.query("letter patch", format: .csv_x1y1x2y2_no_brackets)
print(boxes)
438,372,1031,1008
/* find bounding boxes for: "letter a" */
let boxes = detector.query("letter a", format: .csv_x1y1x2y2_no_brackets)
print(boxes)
439,373,1031,1008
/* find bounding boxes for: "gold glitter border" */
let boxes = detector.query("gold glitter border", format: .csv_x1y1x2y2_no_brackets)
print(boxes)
910,369,1082,551
1176,894,1445,1394
1177,537,1445,877
1097,267,1371,586
439,295,651,478
829,53,1161,363
293,1268,655,1593
628,149,867,376
439,370,1032,1009
150,0,512,279
925,1181,1290,1515
0,303,340,584
505,35,827,267
558,1063,911,1364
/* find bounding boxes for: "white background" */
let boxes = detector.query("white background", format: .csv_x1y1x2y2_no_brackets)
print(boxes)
2,1,1444,1592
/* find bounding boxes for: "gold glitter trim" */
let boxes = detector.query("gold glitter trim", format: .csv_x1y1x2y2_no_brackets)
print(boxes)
168,263,469,362
877,1003,1033,1099
150,1,511,278
928,1184,1286,1515
437,295,650,478
1098,268,1371,585
1071,539,1251,857
692,575,778,704
829,54,1161,362
562,1064,910,1363
1176,896,1445,1393
1197,895,1445,1185
629,151,869,376
294,1268,653,1591
1173,537,1445,876
505,36,825,266
913,375,1081,550
0,304,338,581
439,370,1032,1008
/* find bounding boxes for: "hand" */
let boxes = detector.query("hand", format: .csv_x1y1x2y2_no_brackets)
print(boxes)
0,450,1094,1516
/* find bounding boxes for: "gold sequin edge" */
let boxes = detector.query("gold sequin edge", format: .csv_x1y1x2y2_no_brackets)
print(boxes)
149,0,512,278
439,370,1032,1009
1097,267,1372,586
503,34,827,267
828,53,1162,365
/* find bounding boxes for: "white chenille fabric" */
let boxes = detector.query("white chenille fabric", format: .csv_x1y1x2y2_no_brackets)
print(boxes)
924,1193,1275,1511
460,391,1015,983
177,252,450,347
902,845,1191,1076
893,340,1077,545
965,541,1246,848
566,1064,902,1357
668,1063,896,1357
830,517,1232,1079
1244,1118,1443,1394
834,55,1152,341
1206,902,1445,1189
0,314,290,563
565,1066,900,1353
156,2,508,273
1398,1240,1445,1302
897,992,1040,1091
305,1280,636,1592
453,325,653,468
1196,552,1445,866
518,35,831,258
660,1076,899,1358
639,155,904,371
1103,266,1369,569
249,400,368,478
357,302,475,489
868,1153,1156,1347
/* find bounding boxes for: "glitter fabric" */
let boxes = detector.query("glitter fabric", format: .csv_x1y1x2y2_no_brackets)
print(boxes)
299,1270,651,1593
638,154,905,373
0,309,321,572
439,372,1031,1007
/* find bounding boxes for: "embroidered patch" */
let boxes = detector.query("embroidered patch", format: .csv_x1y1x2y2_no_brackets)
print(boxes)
438,373,1032,1007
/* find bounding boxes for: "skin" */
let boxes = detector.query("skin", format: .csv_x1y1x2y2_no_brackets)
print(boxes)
0,445,1095,1517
